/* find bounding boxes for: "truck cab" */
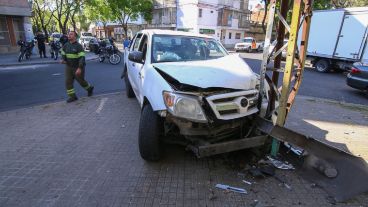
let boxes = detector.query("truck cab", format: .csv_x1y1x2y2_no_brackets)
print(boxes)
123,30,268,161
235,37,262,52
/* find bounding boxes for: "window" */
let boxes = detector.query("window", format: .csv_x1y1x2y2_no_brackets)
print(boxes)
138,35,148,62
199,8,202,18
235,33,241,39
132,33,142,51
12,17,25,42
228,32,232,39
151,35,227,63
0,16,10,46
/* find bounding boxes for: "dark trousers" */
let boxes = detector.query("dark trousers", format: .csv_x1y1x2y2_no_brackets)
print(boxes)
38,44,46,58
65,66,91,97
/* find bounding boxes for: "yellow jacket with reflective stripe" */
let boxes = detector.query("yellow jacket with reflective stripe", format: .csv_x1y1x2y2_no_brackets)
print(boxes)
61,41,85,68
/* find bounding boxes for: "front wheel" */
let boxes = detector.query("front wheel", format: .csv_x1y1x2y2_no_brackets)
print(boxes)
98,54,105,62
315,59,330,73
18,52,24,62
109,53,121,65
139,104,163,161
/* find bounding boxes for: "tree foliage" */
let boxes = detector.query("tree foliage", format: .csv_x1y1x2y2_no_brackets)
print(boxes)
107,0,153,36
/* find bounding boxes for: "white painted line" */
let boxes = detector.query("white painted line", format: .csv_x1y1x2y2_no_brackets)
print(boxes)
96,98,108,114
52,73,62,76
0,64,50,70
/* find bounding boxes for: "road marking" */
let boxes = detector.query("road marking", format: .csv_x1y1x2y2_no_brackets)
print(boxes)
0,64,50,71
52,73,62,76
96,98,108,114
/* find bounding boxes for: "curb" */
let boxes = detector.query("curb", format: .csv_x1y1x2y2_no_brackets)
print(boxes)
0,56,99,67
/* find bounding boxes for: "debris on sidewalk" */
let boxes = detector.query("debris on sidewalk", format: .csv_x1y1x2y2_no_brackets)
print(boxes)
242,180,252,185
284,142,304,156
267,156,295,170
273,174,292,190
215,184,247,194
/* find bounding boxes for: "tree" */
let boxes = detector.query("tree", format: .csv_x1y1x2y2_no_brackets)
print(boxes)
85,0,113,37
261,0,269,34
32,0,54,38
313,0,368,9
51,0,78,34
107,0,153,37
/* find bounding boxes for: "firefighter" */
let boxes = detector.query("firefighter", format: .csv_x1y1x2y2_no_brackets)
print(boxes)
61,31,94,103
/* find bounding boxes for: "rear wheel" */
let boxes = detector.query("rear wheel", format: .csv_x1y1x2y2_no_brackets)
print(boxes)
315,59,330,73
18,52,24,62
109,53,121,65
139,104,163,161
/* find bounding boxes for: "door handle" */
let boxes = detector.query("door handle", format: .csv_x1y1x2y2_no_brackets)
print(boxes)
132,63,135,66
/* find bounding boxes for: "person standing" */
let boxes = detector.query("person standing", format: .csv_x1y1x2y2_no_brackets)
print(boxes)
123,37,131,49
35,32,47,58
61,31,94,103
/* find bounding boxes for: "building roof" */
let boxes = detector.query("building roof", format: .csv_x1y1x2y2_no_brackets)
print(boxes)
140,29,214,38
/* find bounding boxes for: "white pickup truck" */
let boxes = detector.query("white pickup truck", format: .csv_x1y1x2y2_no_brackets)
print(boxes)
234,37,262,52
123,30,268,161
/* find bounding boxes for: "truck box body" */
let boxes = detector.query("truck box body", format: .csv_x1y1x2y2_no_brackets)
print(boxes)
305,7,368,65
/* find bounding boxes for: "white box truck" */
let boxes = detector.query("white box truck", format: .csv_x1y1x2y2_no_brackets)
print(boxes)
305,7,368,72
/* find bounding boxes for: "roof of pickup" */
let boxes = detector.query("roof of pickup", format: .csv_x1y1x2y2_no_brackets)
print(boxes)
138,29,214,39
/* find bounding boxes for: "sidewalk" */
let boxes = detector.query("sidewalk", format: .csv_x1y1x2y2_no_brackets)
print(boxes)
0,47,99,67
0,93,366,206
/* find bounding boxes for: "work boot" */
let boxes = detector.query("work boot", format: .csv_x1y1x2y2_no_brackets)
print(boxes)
87,86,94,97
66,96,78,103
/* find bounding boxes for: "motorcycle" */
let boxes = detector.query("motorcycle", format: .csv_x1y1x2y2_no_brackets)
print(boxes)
49,40,61,60
98,40,121,65
17,40,35,62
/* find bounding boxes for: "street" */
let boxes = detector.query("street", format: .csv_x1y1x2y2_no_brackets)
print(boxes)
0,53,366,112
0,60,124,111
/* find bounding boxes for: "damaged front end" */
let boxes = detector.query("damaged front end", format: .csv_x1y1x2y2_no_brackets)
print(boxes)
156,68,267,157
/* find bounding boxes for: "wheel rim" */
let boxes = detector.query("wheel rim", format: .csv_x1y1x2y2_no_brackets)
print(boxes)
110,54,120,64
317,62,327,72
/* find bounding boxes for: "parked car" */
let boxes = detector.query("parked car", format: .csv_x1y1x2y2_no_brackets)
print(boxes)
346,61,368,94
234,37,262,52
80,37,96,50
123,30,267,161
49,33,62,42
268,39,289,59
80,32,93,39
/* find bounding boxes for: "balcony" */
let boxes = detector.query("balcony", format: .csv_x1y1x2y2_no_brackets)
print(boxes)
217,8,250,29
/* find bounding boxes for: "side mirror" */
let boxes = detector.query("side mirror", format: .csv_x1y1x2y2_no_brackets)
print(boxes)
128,51,144,63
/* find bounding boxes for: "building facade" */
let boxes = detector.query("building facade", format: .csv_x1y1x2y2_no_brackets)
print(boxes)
0,0,33,53
148,0,251,48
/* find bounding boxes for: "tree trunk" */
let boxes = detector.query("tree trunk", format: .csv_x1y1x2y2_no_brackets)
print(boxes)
262,0,269,34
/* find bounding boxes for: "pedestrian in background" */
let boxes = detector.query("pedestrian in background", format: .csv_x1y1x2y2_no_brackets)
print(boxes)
61,31,94,103
35,32,47,58
123,37,131,49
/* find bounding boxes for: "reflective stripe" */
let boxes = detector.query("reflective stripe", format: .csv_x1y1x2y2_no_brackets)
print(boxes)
61,50,65,55
67,89,75,95
65,54,79,58
78,52,85,57
83,84,91,90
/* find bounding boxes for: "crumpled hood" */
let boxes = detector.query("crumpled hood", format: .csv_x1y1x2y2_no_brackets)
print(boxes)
152,54,258,90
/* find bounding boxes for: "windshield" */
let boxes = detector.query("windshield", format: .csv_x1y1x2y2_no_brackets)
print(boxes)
242,38,252,43
152,35,227,63
53,34,61,38
82,33,93,37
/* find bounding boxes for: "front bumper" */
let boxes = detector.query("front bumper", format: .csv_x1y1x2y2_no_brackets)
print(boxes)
346,74,368,90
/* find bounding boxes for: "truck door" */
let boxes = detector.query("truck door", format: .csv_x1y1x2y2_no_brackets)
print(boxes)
334,13,368,60
127,33,142,96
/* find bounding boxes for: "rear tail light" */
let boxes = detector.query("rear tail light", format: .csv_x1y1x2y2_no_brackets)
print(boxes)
351,67,361,74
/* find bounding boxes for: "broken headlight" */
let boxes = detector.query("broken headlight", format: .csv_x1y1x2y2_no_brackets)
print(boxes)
163,91,207,123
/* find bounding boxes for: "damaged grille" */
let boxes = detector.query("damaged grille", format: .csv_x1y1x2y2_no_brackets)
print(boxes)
206,90,259,120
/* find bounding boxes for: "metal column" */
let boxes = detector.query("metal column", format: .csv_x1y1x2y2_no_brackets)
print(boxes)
259,0,314,155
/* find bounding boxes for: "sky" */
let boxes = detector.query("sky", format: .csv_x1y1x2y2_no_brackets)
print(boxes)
248,0,263,10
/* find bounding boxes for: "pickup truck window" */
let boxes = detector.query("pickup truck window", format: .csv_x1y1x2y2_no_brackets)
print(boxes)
151,35,227,63
132,34,142,51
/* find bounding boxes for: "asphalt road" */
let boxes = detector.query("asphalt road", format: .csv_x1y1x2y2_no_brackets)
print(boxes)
0,53,366,111
0,60,125,111
240,53,367,105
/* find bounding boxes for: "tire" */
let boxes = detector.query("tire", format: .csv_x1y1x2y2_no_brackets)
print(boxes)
315,59,330,73
98,54,105,62
247,47,251,53
109,53,121,65
18,52,24,62
54,51,58,60
124,68,135,98
139,104,163,161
